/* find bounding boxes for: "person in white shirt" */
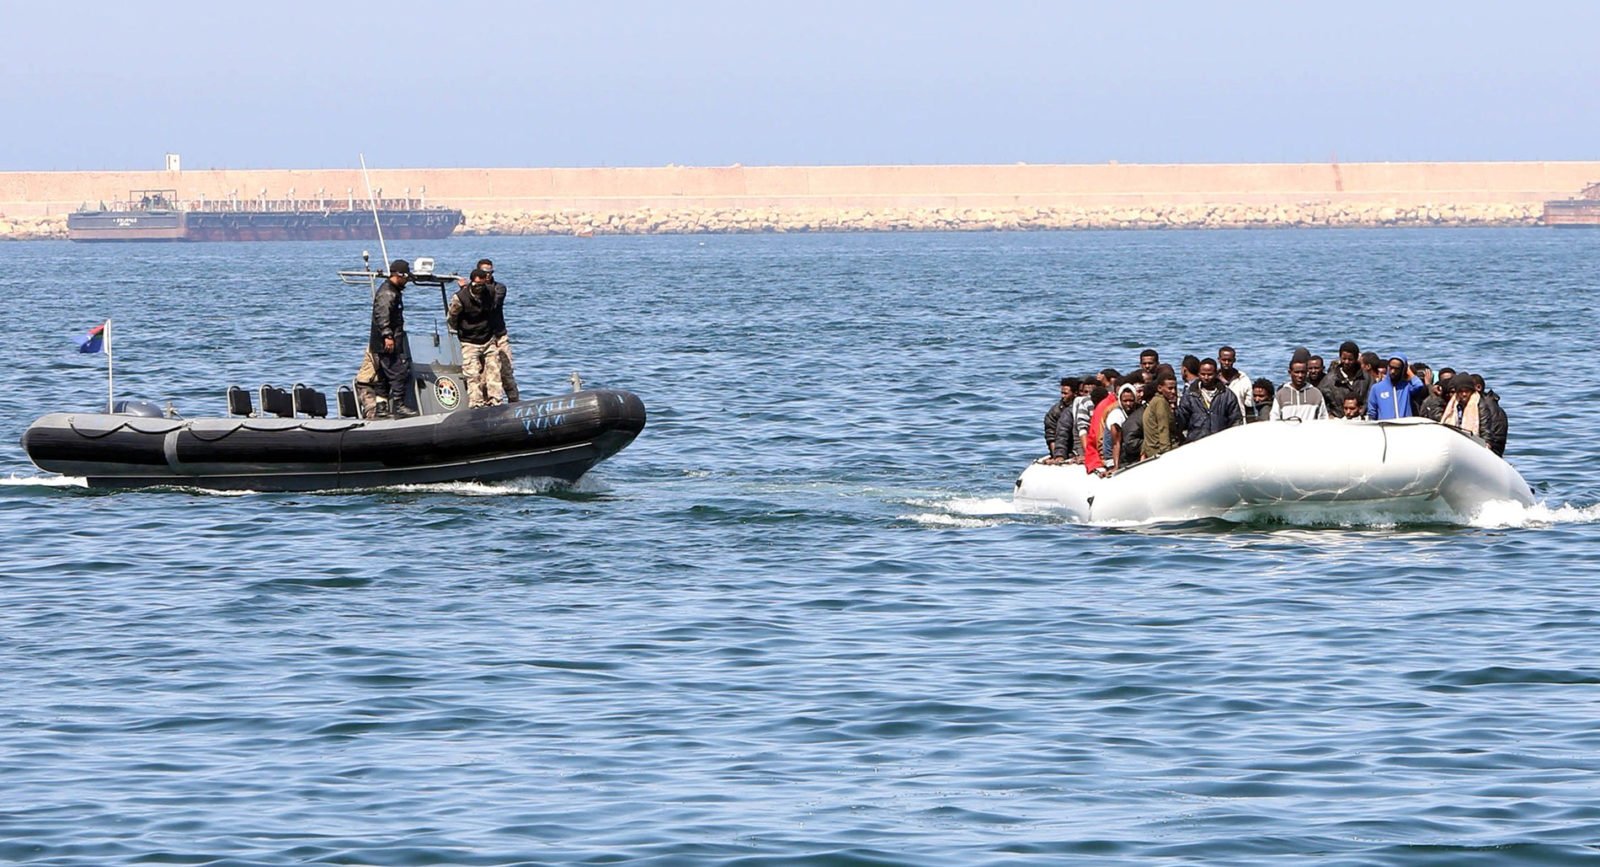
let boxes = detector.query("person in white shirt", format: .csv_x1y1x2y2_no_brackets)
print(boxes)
1217,345,1252,420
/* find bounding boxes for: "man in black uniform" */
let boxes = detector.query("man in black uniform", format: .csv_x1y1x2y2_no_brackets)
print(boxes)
370,259,416,418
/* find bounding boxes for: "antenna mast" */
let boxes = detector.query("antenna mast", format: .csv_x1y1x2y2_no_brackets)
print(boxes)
359,154,391,268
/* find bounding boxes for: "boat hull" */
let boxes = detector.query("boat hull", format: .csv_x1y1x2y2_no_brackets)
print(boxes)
1543,200,1600,227
20,390,645,492
1014,418,1534,525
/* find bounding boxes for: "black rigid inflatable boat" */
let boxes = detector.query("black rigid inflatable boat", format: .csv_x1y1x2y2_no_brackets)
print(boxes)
20,256,646,492
21,390,645,492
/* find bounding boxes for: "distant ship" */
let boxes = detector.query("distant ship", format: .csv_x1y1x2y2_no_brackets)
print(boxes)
67,189,464,242
1543,182,1600,227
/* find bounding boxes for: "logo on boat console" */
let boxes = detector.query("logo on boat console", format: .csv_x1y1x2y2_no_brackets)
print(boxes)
435,376,461,409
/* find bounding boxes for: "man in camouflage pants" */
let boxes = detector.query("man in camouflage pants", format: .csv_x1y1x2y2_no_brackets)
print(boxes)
477,258,520,402
448,268,505,408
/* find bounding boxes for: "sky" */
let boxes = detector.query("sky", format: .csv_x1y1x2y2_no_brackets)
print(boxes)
4,0,1599,170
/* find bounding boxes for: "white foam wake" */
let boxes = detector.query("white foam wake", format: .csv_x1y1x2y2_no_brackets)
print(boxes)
0,473,86,488
901,496,1042,528
906,492,1600,531
385,474,609,496
1472,499,1600,528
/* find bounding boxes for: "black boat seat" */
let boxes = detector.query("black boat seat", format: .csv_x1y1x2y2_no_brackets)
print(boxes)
260,385,294,419
336,385,358,418
293,383,329,418
227,385,253,417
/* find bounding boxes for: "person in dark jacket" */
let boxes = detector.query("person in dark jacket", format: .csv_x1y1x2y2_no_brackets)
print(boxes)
366,260,415,418
1246,378,1275,423
1118,380,1146,466
448,268,505,408
1180,354,1201,390
1306,355,1327,391
1408,362,1433,416
1043,377,1079,463
1320,340,1371,414
1420,367,1454,421
476,259,521,403
1442,374,1507,456
1175,358,1242,442
1474,374,1509,457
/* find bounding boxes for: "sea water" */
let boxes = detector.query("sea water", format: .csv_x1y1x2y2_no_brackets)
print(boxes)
1,229,1598,864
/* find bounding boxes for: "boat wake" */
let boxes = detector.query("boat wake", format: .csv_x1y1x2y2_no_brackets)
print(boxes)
0,472,609,498
904,493,1600,531
0,473,87,489
1473,500,1600,528
383,475,609,497
902,496,1024,528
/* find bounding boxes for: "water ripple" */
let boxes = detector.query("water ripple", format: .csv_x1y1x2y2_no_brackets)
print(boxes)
2,232,1599,863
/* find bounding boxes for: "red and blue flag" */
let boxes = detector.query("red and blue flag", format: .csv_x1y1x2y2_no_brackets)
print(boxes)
77,321,108,354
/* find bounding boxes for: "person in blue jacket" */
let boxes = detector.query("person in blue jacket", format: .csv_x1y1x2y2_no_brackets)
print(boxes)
1366,353,1427,420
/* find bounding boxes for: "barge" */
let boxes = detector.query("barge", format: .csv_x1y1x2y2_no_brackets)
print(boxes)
67,189,464,242
1543,182,1600,227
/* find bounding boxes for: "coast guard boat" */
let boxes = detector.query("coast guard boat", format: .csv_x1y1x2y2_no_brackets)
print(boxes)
20,257,645,492
1013,418,1533,525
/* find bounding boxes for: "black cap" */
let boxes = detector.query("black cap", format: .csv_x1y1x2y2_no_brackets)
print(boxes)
390,259,411,275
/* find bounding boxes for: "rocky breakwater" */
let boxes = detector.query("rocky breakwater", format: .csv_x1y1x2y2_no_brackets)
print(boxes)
461,201,1543,236
0,202,1545,240
0,214,67,240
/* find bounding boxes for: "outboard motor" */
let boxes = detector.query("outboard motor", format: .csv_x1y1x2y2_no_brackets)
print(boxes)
112,400,165,418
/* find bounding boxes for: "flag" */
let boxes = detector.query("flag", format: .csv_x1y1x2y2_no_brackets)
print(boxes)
78,321,107,354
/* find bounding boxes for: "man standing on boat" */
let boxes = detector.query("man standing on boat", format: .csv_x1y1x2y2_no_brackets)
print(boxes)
449,267,505,408
368,259,417,419
1216,346,1253,419
1269,356,1328,422
1175,358,1242,442
477,259,520,402
1320,340,1372,413
1366,354,1426,421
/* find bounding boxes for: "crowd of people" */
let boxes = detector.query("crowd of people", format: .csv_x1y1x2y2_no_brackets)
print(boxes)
1042,343,1509,476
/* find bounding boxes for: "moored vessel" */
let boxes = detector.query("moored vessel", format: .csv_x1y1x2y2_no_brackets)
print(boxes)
67,189,464,242
1543,182,1600,227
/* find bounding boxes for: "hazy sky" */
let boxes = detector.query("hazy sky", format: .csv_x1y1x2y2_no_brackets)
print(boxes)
5,1,1599,170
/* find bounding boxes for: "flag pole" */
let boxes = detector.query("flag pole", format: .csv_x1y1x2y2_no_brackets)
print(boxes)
106,319,114,413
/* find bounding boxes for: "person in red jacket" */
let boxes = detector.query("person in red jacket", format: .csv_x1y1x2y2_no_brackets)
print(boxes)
1081,385,1114,476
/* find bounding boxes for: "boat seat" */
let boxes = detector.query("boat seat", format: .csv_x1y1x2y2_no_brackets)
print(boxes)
260,385,295,419
336,385,358,418
227,385,253,417
293,383,328,418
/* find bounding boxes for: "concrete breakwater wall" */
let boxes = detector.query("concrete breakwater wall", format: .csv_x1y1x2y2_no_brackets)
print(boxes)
0,160,1590,239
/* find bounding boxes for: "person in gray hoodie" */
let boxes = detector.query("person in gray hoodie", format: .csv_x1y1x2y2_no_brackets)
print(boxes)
1270,356,1328,422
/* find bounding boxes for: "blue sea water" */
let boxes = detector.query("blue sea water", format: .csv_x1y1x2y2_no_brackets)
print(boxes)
1,228,1599,865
